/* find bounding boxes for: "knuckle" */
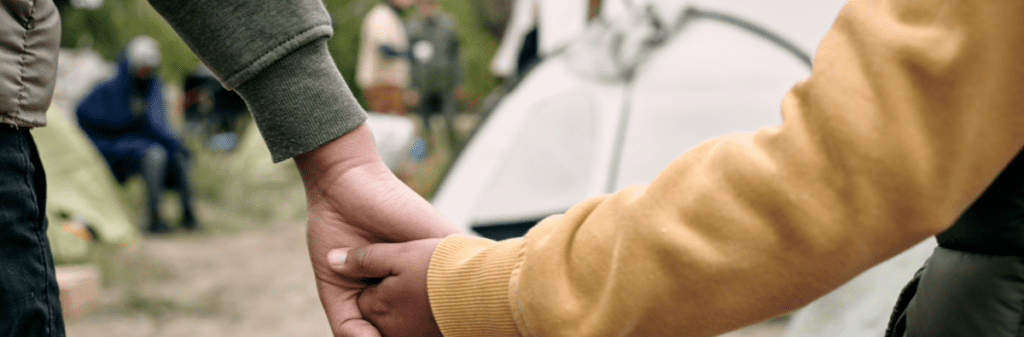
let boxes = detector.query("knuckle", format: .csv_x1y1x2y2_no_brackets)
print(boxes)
359,292,391,318
350,246,373,272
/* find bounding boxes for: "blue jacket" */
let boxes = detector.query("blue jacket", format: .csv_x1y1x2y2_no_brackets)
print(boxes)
76,52,186,182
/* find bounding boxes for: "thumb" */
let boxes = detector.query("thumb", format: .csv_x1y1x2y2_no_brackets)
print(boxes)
328,245,394,280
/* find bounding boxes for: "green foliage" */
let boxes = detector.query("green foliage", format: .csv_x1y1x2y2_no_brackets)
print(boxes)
187,130,308,232
438,0,500,109
323,0,374,107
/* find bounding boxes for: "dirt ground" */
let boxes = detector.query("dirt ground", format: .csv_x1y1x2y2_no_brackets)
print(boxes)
63,219,788,337
64,221,332,337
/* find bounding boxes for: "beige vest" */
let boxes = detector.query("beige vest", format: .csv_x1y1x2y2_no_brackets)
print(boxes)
0,0,61,127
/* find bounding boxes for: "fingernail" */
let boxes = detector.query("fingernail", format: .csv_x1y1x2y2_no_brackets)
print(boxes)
327,248,348,267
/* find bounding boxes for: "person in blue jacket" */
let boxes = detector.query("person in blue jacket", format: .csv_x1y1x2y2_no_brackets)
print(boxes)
77,36,197,234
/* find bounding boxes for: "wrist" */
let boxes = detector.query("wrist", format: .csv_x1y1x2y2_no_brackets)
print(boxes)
294,123,462,240
293,124,388,193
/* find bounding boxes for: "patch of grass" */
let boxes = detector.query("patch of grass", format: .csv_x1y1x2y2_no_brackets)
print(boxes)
122,289,179,319
120,284,231,320
80,233,234,322
84,241,174,289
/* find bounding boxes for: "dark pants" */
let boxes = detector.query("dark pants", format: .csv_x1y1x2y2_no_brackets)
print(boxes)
416,91,459,150
140,145,195,230
0,125,65,336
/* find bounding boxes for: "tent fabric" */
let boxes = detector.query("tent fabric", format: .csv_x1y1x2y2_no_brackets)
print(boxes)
221,120,307,222
609,17,808,190
614,0,846,58
34,106,138,260
227,121,299,186
536,0,588,55
490,0,537,78
433,59,623,228
491,0,846,80
489,0,596,78
473,90,600,222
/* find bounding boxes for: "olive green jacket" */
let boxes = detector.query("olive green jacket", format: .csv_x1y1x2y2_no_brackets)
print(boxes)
149,0,368,162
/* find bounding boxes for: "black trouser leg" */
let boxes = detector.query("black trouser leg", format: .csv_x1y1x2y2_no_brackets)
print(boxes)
0,125,66,336
168,153,197,228
441,91,460,150
141,145,169,233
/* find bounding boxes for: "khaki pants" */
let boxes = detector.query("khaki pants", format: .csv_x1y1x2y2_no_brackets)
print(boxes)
363,85,407,115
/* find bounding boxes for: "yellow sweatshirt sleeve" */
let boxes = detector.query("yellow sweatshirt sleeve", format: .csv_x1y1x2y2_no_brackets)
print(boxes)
428,0,1024,335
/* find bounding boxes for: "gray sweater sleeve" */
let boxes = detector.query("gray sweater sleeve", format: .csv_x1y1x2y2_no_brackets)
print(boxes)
148,0,367,162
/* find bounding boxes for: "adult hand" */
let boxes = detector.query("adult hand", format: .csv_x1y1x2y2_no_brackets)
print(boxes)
328,239,443,337
294,124,460,337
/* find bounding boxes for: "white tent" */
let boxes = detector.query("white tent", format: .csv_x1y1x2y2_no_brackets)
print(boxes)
491,0,845,79
490,0,591,78
434,0,845,238
490,0,535,78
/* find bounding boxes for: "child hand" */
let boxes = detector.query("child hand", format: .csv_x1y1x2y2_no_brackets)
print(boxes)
328,238,444,337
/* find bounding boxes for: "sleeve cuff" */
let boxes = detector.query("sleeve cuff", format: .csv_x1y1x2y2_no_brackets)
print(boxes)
428,235,525,336
234,40,367,162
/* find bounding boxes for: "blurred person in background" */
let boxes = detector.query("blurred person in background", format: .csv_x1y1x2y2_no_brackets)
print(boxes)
76,36,197,234
182,64,216,135
357,0,414,115
407,0,463,153
182,64,248,151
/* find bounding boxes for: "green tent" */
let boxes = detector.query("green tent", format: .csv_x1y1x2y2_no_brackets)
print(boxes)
227,122,298,185
221,122,306,221
33,105,138,262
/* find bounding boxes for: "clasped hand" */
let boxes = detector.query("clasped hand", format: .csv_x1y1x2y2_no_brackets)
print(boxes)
295,125,457,337
328,239,444,337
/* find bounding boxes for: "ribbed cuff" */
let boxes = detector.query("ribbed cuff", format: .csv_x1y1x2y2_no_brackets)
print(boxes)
235,40,367,162
428,235,525,337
